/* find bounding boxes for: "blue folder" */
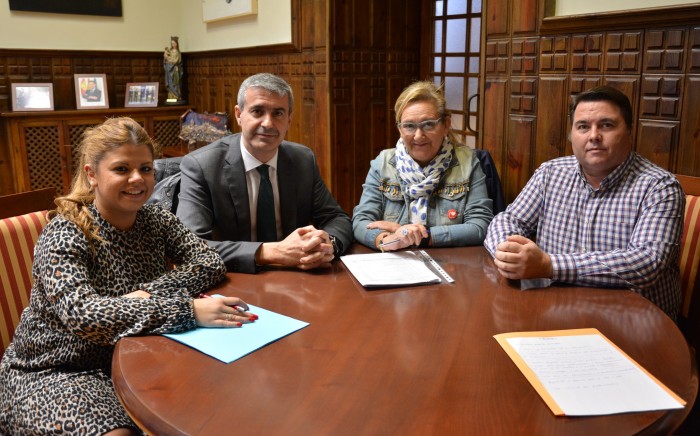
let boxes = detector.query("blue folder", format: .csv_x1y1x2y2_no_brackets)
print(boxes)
164,303,309,363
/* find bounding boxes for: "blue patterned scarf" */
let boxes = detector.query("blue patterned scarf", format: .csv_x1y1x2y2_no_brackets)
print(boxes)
395,137,453,224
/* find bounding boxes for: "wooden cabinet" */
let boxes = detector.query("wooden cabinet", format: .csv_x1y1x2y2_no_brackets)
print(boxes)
0,106,190,196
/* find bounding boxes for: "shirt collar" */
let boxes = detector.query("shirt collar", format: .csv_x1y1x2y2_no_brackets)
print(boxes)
240,141,279,172
576,151,635,191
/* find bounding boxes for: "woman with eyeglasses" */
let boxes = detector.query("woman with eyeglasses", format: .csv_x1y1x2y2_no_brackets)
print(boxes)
352,81,494,251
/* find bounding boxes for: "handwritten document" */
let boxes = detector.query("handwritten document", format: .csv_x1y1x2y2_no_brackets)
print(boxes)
494,328,685,416
340,251,442,288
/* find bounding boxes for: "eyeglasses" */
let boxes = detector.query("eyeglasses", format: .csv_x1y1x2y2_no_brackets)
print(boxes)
397,118,443,134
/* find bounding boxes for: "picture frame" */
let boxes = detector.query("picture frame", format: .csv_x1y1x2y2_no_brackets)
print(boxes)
202,0,257,23
74,74,109,109
124,82,159,107
9,0,122,17
11,83,54,111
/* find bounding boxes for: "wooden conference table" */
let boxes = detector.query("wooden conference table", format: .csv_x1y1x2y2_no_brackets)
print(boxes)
112,246,698,435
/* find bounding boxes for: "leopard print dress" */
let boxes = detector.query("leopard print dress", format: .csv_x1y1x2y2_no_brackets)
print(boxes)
0,203,226,434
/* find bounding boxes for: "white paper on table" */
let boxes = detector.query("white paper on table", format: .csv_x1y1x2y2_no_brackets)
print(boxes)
494,328,686,416
340,251,442,287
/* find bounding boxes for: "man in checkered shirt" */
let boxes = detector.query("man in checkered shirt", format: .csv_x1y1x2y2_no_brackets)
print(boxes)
484,86,684,319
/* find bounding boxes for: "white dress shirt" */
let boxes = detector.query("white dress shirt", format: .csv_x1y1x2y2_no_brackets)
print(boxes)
240,143,282,242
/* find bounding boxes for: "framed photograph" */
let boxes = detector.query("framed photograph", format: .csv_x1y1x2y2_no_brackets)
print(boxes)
203,0,257,23
74,74,109,109
124,82,159,107
9,0,122,17
11,83,54,111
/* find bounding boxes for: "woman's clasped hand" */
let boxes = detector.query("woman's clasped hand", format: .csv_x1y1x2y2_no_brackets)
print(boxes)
367,221,429,251
194,295,258,327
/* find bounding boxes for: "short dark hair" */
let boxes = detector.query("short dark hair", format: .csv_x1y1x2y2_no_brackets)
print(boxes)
237,73,294,114
569,86,633,132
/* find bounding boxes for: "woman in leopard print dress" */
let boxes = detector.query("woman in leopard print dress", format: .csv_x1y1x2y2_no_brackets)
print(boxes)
0,117,255,435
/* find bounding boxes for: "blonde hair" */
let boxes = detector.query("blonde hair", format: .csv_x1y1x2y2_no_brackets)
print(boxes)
394,80,460,145
53,117,158,244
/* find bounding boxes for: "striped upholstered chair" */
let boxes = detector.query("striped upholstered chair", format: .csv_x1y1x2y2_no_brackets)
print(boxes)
676,174,700,347
676,174,700,436
0,188,55,356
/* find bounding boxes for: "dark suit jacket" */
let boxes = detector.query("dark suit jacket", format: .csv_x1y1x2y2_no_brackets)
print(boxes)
177,133,352,273
82,88,102,102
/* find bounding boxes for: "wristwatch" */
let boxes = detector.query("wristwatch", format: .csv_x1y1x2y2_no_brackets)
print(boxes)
329,235,343,258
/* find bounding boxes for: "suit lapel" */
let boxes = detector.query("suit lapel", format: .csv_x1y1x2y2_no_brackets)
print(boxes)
277,143,297,236
224,135,252,240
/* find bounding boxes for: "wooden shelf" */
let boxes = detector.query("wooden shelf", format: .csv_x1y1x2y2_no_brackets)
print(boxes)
0,106,191,195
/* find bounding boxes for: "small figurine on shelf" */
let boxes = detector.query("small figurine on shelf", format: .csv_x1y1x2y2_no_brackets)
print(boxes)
164,36,185,105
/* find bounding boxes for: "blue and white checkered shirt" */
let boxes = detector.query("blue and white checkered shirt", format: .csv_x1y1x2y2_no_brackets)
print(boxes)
484,152,684,319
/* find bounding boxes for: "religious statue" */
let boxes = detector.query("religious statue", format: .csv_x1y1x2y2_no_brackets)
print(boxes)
164,36,185,104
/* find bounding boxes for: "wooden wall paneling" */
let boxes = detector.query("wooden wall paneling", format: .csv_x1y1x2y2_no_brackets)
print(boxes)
644,28,686,74
6,120,33,191
636,120,678,169
540,35,568,73
690,27,700,72
512,0,539,35
482,78,508,184
486,0,510,38
484,40,510,76
604,31,642,74
506,115,535,201
386,77,408,154
313,76,330,182
511,38,538,76
570,34,604,74
332,102,353,215
0,119,11,193
311,0,326,49
327,0,421,213
640,75,683,120
534,77,567,167
352,76,371,212
676,76,700,176
287,76,305,153
330,0,352,48
510,77,537,115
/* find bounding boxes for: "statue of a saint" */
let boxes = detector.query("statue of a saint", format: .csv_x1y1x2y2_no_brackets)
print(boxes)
164,36,185,104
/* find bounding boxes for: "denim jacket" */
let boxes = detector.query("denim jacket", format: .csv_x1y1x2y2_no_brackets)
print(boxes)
352,146,494,249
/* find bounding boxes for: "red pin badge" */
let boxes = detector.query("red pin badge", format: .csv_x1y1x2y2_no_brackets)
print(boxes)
447,209,458,220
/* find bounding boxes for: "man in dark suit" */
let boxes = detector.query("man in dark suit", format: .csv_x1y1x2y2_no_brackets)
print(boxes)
82,79,102,102
177,73,352,273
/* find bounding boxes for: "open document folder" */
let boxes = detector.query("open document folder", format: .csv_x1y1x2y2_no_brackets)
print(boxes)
494,328,685,416
164,304,309,363
340,250,452,288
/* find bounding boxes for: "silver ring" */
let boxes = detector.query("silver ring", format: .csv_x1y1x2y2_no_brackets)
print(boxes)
401,228,408,236
225,314,231,321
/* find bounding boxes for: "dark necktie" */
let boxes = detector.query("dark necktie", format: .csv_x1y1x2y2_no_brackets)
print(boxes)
256,164,277,242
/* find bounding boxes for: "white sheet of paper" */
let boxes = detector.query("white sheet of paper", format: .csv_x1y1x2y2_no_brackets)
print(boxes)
505,334,684,415
340,251,442,287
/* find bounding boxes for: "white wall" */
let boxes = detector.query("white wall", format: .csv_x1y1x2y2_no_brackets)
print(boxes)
0,0,291,52
181,0,292,52
555,0,699,16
